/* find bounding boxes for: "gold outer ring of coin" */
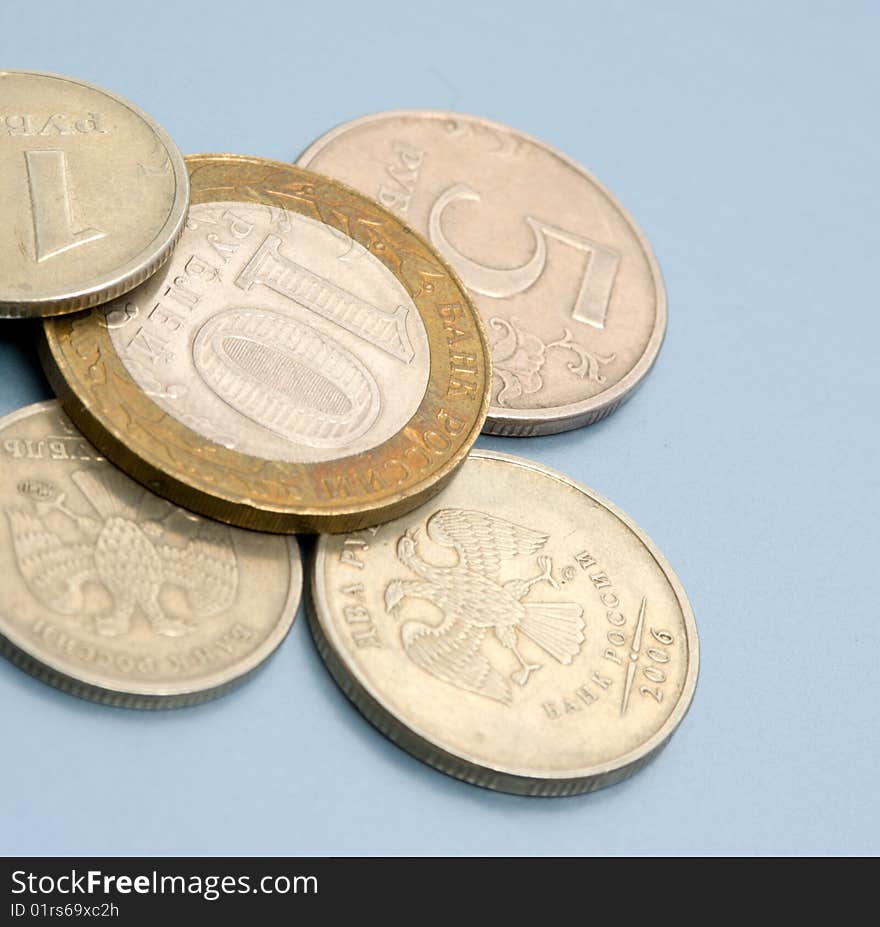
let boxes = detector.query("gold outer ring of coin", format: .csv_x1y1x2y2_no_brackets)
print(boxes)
0,401,303,709
0,70,189,318
40,154,491,534
308,450,699,796
297,109,667,437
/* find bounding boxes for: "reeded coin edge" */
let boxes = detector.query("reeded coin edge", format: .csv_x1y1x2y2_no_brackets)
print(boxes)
0,630,276,709
39,340,469,534
308,588,670,796
0,535,300,708
0,70,190,318
309,449,699,795
0,402,304,706
40,155,492,534
297,109,667,436
484,391,632,437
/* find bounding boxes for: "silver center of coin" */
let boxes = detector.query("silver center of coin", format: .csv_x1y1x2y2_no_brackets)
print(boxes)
107,202,430,463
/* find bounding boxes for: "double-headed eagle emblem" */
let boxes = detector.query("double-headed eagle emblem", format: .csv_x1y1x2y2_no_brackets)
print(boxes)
7,468,238,637
384,508,585,705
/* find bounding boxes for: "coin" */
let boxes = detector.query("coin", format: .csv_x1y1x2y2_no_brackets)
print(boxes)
41,154,490,534
0,401,301,707
298,110,666,436
0,70,189,318
310,451,698,795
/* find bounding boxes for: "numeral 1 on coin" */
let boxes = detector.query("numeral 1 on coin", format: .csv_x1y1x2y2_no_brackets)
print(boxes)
24,149,105,262
428,183,620,329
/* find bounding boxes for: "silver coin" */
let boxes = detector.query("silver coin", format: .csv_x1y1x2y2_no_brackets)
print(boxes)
0,401,301,707
310,450,698,795
298,110,667,436
0,70,189,318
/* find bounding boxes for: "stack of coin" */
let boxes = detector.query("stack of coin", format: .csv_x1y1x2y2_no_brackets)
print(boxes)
0,71,697,795
41,153,490,533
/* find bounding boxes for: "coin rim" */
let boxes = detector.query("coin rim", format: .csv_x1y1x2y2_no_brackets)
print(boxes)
0,69,190,318
309,449,699,795
297,108,667,436
0,401,302,707
40,154,491,534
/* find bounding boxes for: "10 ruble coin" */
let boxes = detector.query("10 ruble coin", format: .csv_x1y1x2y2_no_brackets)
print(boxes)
41,155,490,533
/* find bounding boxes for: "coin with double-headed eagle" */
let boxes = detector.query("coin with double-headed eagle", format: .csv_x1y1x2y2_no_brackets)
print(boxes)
309,451,698,795
0,401,301,707
41,154,490,533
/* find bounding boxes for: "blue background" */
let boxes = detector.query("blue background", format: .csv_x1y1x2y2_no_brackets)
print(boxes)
1,1,877,856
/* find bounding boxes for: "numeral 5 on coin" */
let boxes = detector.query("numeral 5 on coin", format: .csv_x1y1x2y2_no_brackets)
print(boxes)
428,183,620,329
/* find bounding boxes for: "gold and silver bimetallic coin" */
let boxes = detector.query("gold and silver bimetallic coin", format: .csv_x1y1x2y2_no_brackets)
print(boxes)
0,70,189,318
310,451,698,795
298,110,666,436
41,154,490,533
0,402,301,707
